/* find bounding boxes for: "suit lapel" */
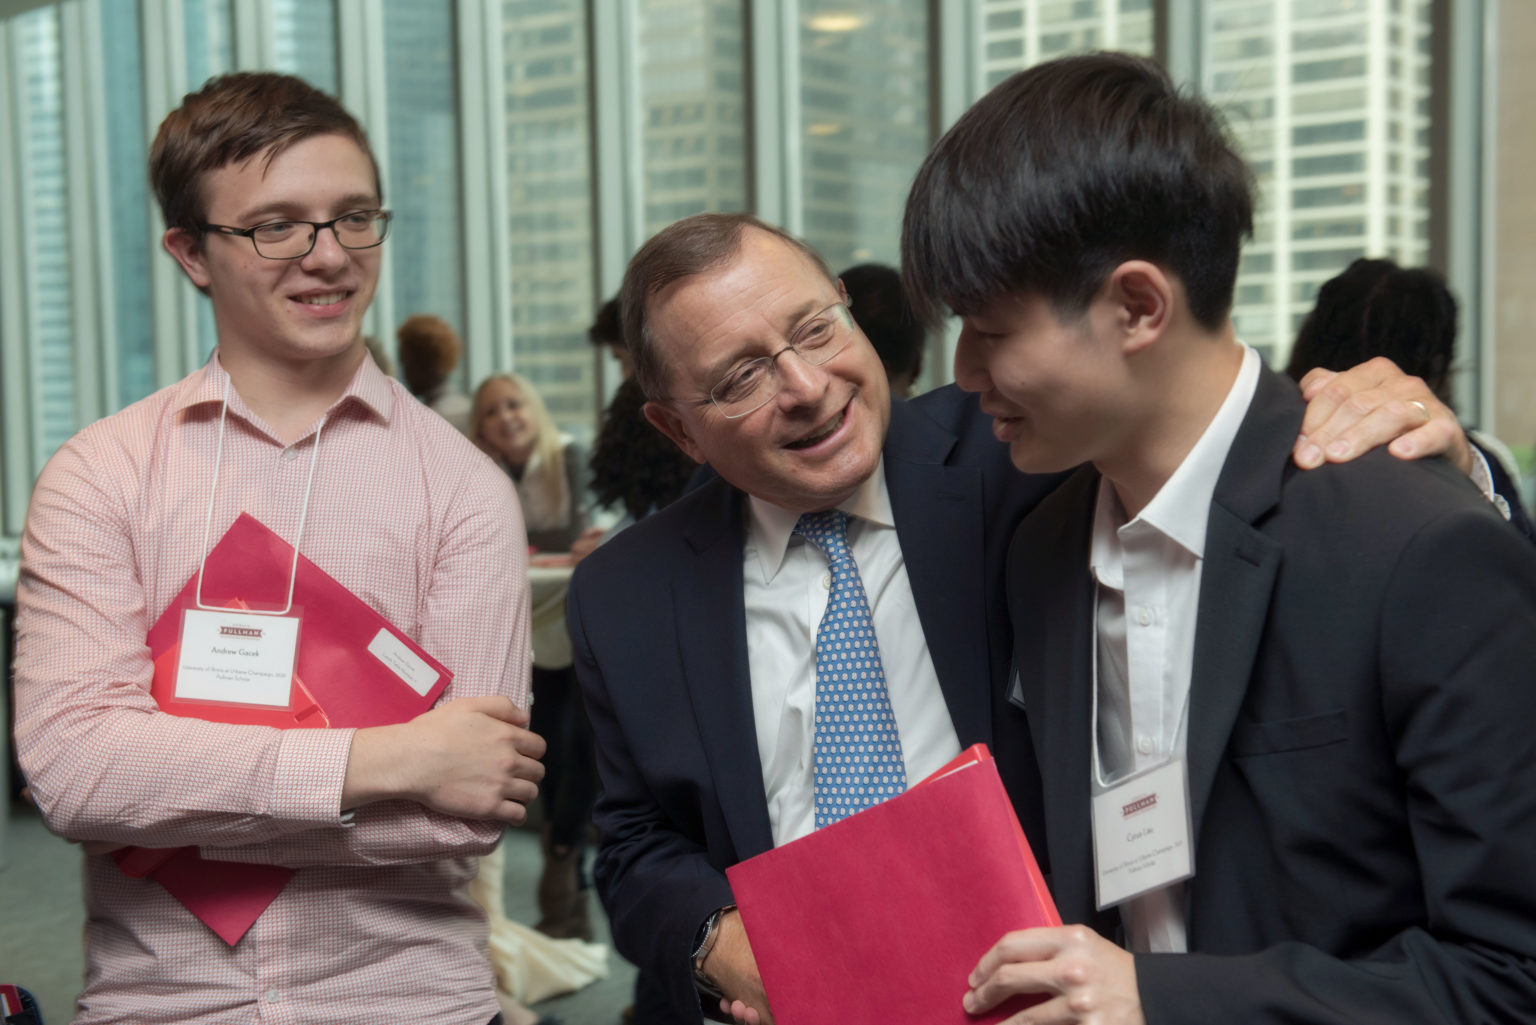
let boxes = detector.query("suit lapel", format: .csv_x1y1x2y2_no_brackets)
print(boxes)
1016,468,1105,926
674,481,776,861
1185,369,1298,848
884,400,993,749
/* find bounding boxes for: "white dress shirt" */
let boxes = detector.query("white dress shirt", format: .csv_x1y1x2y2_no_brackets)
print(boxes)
1091,344,1261,953
743,458,962,845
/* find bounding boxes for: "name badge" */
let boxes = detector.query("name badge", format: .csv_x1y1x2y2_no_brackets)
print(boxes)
1090,757,1194,910
174,608,300,707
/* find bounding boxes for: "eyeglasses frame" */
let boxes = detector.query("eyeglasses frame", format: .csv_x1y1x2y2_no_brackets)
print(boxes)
704,289,858,419
199,209,393,260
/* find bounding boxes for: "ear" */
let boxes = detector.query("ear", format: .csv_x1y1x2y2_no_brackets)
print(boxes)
1105,261,1172,356
643,401,708,464
163,227,212,290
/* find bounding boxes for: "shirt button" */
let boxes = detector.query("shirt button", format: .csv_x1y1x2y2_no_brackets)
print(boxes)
1136,735,1153,755
821,573,832,590
265,989,281,1003
281,446,300,461
1135,606,1153,627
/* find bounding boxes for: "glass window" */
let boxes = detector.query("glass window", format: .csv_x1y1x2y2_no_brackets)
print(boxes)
1209,0,1434,367
978,0,1153,91
184,0,233,91
100,0,154,410
637,0,747,238
184,0,233,363
272,0,338,93
15,7,74,467
797,0,928,271
1292,152,1366,176
503,0,597,438
382,1,463,344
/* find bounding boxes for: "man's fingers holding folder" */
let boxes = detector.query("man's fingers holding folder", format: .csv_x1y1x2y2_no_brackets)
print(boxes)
344,697,547,824
708,910,776,1025
963,925,1144,1025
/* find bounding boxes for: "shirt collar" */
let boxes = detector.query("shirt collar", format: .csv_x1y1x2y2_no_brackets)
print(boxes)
174,349,396,429
745,456,895,584
1091,344,1262,586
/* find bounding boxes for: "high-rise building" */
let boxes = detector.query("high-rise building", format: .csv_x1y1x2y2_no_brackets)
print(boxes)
979,0,1154,91
637,0,748,235
384,0,464,351
1206,0,1433,364
502,0,597,435
797,1,929,271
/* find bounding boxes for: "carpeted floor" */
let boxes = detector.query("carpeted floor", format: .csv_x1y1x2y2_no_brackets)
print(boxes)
0,800,638,1025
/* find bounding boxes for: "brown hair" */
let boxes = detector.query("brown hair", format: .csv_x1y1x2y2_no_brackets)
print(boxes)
395,313,463,395
620,213,836,401
148,72,381,237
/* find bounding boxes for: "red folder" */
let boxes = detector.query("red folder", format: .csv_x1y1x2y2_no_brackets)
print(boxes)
726,744,1060,1025
116,512,453,945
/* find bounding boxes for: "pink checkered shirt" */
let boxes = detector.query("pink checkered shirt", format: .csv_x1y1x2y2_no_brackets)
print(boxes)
13,354,531,1025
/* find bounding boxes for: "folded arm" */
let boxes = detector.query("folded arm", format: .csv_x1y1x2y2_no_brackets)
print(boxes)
207,467,543,867
16,438,542,865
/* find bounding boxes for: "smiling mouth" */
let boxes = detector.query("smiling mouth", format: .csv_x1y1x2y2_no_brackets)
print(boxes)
294,291,348,306
785,407,846,450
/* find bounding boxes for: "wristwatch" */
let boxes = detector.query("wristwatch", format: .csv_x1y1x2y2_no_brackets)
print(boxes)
690,903,737,1000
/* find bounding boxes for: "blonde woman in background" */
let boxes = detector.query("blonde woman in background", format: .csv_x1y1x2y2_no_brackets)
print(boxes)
473,373,607,952
474,373,601,555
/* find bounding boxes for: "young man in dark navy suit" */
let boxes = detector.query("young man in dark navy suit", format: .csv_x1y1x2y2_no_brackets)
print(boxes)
900,51,1536,1025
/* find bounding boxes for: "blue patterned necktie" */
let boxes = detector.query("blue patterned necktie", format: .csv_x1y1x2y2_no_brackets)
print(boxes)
793,509,907,828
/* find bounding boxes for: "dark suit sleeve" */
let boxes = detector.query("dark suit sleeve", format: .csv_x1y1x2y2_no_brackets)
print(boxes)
568,574,735,1024
1136,504,1536,1024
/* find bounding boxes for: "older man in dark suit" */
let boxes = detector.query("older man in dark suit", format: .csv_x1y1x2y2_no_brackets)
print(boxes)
570,209,1495,1025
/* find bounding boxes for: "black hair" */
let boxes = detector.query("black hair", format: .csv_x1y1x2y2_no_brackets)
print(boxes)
1286,258,1458,406
838,263,925,382
588,377,697,521
589,297,623,349
901,51,1254,331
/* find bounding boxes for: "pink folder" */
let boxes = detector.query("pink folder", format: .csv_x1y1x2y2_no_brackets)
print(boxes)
726,744,1060,1025
116,513,453,945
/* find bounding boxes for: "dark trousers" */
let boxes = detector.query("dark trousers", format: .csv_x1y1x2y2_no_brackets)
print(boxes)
531,664,598,851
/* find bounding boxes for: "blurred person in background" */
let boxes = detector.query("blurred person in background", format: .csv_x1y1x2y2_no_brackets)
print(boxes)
838,263,926,397
1286,257,1534,539
398,312,474,435
473,373,603,943
587,294,696,531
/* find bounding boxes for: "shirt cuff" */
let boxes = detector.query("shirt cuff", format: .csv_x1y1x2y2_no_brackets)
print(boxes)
1468,445,1513,521
271,726,356,825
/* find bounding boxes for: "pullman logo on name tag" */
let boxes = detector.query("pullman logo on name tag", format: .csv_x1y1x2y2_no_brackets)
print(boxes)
1122,793,1158,818
219,625,264,638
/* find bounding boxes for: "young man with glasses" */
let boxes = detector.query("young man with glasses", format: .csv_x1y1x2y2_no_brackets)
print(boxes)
13,72,543,1025
566,212,1480,1025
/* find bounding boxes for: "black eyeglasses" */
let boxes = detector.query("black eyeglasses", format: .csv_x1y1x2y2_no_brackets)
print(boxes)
200,209,392,260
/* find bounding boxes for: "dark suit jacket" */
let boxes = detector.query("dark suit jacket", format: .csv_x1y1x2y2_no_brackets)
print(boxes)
569,386,1065,1023
1005,366,1536,1023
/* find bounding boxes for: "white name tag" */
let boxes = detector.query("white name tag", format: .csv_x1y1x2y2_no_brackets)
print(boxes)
367,627,437,696
1091,757,1194,910
174,608,300,708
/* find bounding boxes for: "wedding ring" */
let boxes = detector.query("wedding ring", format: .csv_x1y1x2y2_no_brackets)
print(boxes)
1408,399,1429,420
